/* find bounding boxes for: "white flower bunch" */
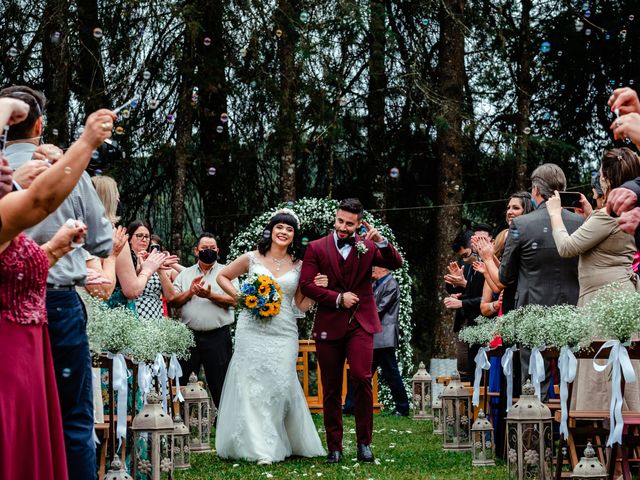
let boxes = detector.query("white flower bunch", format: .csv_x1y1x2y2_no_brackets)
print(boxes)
129,320,168,363
544,304,593,350
86,299,138,354
458,316,497,346
585,285,640,342
515,304,553,348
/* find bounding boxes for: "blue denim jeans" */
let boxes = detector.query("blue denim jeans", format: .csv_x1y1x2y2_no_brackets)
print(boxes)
46,290,96,480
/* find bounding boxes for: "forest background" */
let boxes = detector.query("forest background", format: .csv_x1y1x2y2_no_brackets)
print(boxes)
1,0,637,360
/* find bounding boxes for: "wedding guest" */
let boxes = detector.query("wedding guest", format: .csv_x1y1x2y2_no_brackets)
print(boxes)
0,85,114,480
0,100,115,480
548,148,640,411
499,164,583,401
163,232,237,408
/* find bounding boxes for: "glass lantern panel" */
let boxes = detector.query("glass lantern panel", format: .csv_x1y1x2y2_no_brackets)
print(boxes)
542,423,553,478
201,402,210,444
506,423,519,480
443,400,456,443
159,433,172,479
173,435,184,465
188,403,200,443
134,432,153,480
456,399,471,443
433,409,442,432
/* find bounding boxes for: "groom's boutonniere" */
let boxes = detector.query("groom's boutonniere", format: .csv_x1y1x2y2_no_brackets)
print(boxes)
355,241,368,257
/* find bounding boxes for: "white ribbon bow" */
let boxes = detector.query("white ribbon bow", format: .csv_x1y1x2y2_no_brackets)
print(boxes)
593,340,637,446
153,353,169,413
529,346,546,400
107,352,129,443
558,346,578,438
167,353,184,402
502,345,518,411
137,363,153,404
473,346,492,406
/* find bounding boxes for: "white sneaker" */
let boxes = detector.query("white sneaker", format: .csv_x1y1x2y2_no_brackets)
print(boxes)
257,458,272,466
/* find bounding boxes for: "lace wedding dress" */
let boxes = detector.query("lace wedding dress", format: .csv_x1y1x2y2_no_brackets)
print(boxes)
215,252,326,462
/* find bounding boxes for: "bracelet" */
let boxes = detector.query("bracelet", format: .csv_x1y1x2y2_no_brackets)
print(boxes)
43,242,60,261
488,301,496,313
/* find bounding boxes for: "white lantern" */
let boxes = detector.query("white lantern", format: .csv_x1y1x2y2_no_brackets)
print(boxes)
171,415,190,470
103,455,132,480
506,380,553,479
441,371,473,451
411,361,433,420
571,443,607,479
471,409,495,466
180,372,212,452
432,394,443,435
131,391,174,480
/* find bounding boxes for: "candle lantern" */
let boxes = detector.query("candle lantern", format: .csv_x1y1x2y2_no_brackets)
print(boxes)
506,380,553,479
411,361,433,420
131,391,174,480
103,455,132,480
441,371,473,451
570,443,607,479
180,372,212,452
432,394,443,435
471,409,495,466
172,415,190,470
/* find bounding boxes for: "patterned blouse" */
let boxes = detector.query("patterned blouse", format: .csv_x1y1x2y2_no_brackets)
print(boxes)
134,271,164,320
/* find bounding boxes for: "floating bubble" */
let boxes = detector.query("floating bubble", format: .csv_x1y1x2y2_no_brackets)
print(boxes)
64,166,72,174
166,114,175,124
121,109,130,119
286,201,294,207
610,79,616,86
262,229,271,239
240,48,247,57
585,28,591,36
52,128,59,136
220,112,229,123
575,19,584,32
62,368,71,378
560,84,566,90
630,80,635,86
523,127,531,135
51,31,61,43
287,167,294,175
203,37,211,46
454,184,460,191
557,50,563,56
320,331,328,340
148,99,159,109
540,41,551,53
421,18,429,26
91,151,100,160
630,15,635,21
7,47,18,58
542,112,551,121
301,237,309,246
142,70,151,80
130,99,139,109
543,227,548,233
95,169,103,175
250,80,257,88
276,29,283,38
137,127,145,134
604,33,611,40
531,242,538,250
299,11,309,22
216,125,224,133
115,126,124,135
620,29,627,41
389,167,399,178
582,2,588,10
93,27,103,39
208,167,216,176
17,273,24,281
584,9,591,18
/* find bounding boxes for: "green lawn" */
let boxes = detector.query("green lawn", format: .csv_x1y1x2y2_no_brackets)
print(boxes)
175,414,507,479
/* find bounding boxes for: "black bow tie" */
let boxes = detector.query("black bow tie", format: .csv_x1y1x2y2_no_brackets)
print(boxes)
337,236,356,249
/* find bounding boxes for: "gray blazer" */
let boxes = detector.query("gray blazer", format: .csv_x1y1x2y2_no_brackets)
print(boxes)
499,203,583,308
373,274,400,349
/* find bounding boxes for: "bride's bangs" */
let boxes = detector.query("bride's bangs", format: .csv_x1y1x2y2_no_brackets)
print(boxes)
270,213,298,231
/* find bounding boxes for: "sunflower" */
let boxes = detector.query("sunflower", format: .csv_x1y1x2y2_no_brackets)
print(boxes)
259,304,274,317
272,303,281,315
258,283,270,295
245,296,258,309
257,275,271,285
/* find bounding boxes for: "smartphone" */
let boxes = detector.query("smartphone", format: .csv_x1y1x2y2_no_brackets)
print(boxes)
559,191,582,209
358,225,367,235
149,244,161,253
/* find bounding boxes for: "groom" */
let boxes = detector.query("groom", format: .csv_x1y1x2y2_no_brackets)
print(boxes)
300,198,403,464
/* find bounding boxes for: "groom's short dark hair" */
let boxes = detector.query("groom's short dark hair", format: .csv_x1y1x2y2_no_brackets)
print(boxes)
338,198,364,218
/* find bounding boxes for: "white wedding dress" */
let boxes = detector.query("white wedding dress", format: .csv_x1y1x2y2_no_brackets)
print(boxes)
215,252,326,462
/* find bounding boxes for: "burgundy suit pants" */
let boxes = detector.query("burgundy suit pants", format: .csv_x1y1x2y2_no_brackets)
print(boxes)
315,320,374,451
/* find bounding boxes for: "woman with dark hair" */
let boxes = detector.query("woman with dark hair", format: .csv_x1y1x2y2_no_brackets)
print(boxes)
215,208,327,464
114,220,177,319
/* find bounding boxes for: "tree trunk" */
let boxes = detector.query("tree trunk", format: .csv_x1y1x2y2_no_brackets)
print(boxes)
42,0,71,145
432,0,466,357
276,0,300,201
76,0,108,114
514,0,532,190
367,0,387,214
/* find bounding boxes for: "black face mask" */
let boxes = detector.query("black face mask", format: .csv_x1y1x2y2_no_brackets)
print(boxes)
198,249,218,264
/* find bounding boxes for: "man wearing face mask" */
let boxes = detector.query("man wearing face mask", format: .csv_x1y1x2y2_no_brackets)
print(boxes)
164,232,238,408
444,226,492,382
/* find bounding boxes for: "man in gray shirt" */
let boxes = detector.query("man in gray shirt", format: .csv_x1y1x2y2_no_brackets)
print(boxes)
1,86,112,480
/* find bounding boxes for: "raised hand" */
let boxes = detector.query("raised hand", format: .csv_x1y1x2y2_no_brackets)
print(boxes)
609,87,640,116
33,144,63,164
111,226,128,257
475,236,494,261
472,261,486,274
611,112,640,147
140,250,166,275
12,159,49,189
607,187,638,216
193,281,212,299
362,220,383,243
0,97,30,126
78,109,117,150
189,275,204,296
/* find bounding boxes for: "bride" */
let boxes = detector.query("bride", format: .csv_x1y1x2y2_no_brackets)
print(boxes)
215,208,326,464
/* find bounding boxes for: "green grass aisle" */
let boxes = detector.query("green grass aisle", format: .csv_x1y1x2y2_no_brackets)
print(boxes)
175,414,507,479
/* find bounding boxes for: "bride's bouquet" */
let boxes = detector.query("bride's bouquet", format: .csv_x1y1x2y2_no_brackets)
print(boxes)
238,274,282,319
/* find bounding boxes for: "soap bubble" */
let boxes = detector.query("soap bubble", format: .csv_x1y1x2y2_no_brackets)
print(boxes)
148,99,159,109
121,109,130,119
585,28,591,36
575,19,584,32
208,167,216,176
421,18,429,26
64,166,71,174
630,15,635,21
301,237,309,246
320,331,328,340
62,368,71,378
276,29,283,37
531,242,538,250
143,70,151,80
52,128,59,136
93,27,103,39
540,41,551,53
523,127,531,135
299,11,309,22
51,32,61,43
557,50,563,56
604,33,611,40
7,47,18,58
263,229,271,239
584,9,591,17
203,37,211,46
166,114,175,124
115,126,125,135
216,125,224,133
91,151,100,160
240,48,247,57
17,273,24,281
542,112,551,121
220,112,229,123
620,29,627,41
389,167,399,178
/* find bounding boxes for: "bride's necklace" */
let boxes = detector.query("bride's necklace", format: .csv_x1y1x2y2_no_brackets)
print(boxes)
268,253,289,272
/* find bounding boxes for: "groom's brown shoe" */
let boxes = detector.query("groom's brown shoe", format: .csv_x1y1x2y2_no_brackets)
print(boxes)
357,444,374,462
326,451,342,464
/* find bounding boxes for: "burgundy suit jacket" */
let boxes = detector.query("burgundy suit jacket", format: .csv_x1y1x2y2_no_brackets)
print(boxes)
299,234,403,341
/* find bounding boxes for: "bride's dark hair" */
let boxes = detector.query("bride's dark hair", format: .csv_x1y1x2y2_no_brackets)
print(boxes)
257,212,303,261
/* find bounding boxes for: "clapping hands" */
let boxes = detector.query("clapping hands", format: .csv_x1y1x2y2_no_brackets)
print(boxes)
190,275,212,299
444,261,466,287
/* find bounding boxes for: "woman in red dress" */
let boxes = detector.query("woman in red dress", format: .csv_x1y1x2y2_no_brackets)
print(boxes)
0,96,115,480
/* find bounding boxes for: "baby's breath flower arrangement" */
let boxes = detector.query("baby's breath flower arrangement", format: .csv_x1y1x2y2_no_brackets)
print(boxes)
585,285,640,342
228,197,413,409
86,296,138,354
515,305,553,348
458,316,497,346
544,304,593,351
